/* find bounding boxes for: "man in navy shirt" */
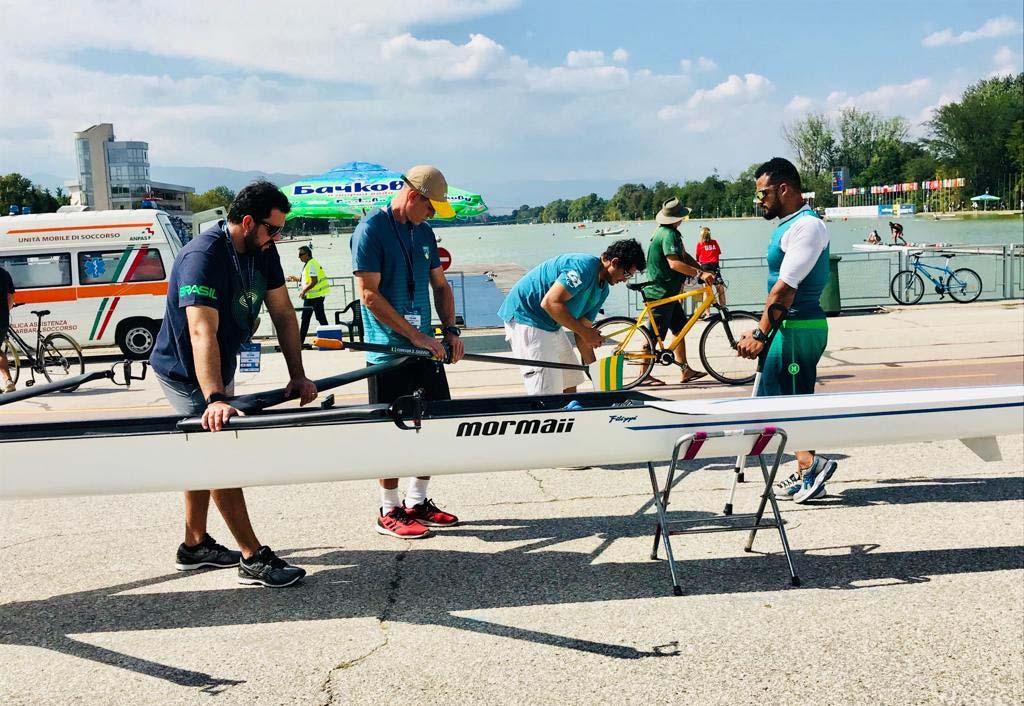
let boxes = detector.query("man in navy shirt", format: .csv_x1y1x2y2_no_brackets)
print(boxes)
351,165,465,539
151,180,317,587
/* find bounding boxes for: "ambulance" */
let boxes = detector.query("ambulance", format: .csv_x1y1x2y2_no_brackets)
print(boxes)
0,209,185,359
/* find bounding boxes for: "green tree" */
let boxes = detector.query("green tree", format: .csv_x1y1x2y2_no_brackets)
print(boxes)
0,173,68,214
188,185,236,213
925,73,1024,192
783,113,836,179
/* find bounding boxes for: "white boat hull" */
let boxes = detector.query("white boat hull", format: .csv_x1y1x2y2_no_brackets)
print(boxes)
1,386,1021,499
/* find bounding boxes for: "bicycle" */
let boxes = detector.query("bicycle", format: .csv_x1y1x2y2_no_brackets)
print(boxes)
592,275,761,388
1,308,85,389
889,251,982,305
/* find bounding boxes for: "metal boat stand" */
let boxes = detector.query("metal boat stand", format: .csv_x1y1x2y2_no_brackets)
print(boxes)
647,426,800,596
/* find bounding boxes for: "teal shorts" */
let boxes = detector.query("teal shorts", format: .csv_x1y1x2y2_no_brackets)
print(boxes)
756,318,828,397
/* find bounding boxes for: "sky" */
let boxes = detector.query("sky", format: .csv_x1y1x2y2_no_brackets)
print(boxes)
1,0,1022,210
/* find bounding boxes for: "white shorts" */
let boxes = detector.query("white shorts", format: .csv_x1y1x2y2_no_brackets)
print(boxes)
503,319,586,395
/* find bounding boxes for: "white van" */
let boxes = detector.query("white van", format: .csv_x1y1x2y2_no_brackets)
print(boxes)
0,209,183,359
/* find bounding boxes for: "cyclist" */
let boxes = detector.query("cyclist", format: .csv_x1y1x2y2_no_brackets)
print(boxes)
499,239,645,395
0,264,15,393
641,198,716,385
738,157,838,504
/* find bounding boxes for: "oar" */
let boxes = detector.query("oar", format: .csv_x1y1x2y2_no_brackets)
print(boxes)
230,356,414,414
0,361,148,407
724,303,789,515
312,337,625,391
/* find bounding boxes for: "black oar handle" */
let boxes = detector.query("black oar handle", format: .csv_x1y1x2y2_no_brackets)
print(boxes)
230,356,413,414
755,304,790,373
337,339,587,372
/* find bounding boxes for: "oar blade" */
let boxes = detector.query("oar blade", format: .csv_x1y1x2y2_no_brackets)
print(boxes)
588,354,624,392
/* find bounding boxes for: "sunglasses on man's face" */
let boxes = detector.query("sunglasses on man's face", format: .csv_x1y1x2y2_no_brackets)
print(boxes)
261,220,284,238
753,184,779,203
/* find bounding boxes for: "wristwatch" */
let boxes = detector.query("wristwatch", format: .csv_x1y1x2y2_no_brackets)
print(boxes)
751,328,770,343
442,325,461,337
206,391,229,405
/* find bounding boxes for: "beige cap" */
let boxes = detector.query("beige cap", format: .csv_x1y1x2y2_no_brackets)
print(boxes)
655,197,691,225
403,165,456,219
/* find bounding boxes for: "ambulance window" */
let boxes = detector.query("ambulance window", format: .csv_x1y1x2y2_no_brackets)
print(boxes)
78,248,165,285
157,213,185,253
0,254,72,288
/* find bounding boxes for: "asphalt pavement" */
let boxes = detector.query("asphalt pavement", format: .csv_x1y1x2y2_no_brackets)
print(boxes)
1,300,1022,705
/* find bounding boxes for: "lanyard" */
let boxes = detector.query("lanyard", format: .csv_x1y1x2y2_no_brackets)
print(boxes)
387,207,417,302
223,224,258,341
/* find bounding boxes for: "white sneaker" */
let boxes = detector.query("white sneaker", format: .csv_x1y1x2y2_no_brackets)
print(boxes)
1,380,15,394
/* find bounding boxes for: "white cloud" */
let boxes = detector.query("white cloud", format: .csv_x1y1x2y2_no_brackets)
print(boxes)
686,73,772,108
612,47,629,63
658,73,773,133
784,95,815,114
825,78,932,114
380,33,508,81
990,45,1024,77
922,16,1022,47
566,50,606,68
679,56,717,73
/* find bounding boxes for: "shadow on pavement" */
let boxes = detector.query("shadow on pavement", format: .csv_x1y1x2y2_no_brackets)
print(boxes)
2,495,1022,690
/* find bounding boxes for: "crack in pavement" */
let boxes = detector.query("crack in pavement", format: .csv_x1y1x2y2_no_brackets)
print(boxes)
319,548,410,704
525,470,553,500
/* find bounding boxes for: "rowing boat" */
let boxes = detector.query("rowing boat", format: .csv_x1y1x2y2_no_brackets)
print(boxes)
2,385,1020,499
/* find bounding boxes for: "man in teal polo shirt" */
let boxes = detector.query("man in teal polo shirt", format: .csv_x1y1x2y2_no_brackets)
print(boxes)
499,239,646,395
738,157,838,503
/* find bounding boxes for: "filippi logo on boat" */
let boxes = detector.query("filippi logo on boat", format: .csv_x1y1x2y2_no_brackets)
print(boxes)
456,417,575,437
293,180,404,195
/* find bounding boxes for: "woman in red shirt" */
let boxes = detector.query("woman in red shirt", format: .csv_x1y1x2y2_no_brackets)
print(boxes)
695,226,726,307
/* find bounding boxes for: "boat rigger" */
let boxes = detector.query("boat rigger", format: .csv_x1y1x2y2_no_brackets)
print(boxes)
1,385,1020,500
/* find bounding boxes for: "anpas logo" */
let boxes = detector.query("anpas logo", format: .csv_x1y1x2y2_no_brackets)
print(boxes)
565,270,582,288
293,179,404,195
179,284,217,299
456,417,575,437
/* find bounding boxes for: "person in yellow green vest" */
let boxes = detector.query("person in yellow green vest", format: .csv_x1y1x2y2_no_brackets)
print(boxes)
288,245,330,342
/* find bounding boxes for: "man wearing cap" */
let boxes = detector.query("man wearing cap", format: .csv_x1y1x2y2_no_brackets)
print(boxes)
641,198,716,384
350,165,465,539
287,245,331,343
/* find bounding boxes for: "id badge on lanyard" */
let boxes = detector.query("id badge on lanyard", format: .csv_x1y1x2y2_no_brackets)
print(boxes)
225,226,261,373
239,342,261,372
388,208,422,332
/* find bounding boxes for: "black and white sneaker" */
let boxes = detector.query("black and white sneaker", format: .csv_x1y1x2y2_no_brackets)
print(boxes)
175,533,242,571
238,546,306,588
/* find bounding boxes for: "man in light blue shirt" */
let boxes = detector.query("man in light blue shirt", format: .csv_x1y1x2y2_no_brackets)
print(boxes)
499,239,646,395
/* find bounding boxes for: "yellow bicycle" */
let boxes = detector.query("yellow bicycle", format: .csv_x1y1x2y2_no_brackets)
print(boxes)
591,276,760,388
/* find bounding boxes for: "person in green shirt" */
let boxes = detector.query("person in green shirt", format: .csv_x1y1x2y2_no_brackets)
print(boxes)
641,198,716,384
287,245,331,342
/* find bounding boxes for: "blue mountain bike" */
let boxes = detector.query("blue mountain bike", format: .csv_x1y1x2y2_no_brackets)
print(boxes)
889,252,982,305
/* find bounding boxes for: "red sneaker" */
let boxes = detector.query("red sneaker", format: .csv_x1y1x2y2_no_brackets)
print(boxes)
376,506,430,539
405,498,459,527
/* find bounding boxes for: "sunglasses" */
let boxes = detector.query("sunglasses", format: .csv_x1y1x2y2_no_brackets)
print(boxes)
261,220,284,238
753,184,780,203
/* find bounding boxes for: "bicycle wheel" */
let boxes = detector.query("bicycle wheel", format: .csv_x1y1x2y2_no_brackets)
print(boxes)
890,270,924,305
592,316,657,389
946,268,982,303
40,333,84,389
698,311,760,385
2,338,20,386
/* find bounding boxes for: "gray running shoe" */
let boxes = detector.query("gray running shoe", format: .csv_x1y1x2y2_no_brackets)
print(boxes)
238,546,306,588
793,457,836,504
775,472,802,500
175,533,241,571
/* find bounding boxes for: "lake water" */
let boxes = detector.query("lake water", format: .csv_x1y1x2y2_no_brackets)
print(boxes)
273,215,1023,330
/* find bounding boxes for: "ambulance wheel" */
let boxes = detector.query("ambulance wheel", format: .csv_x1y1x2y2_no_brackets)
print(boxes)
117,319,159,360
